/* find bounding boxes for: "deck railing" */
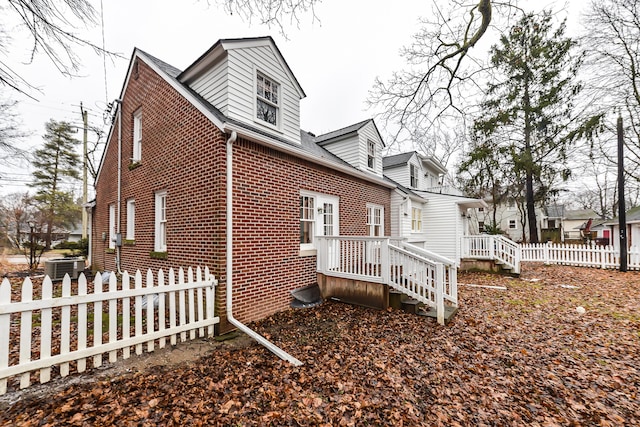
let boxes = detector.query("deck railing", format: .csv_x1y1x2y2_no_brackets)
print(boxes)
317,236,454,324
395,242,457,306
461,235,521,274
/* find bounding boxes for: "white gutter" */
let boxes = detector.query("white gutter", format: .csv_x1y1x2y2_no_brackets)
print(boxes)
115,100,123,274
225,130,303,366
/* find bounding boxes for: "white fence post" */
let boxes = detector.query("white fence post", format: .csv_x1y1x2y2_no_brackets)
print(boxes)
0,279,9,395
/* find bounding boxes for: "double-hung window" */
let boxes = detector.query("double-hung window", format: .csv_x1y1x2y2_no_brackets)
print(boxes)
367,204,384,237
410,164,418,187
108,204,116,249
126,198,135,240
300,195,315,247
509,219,517,229
411,207,422,232
367,140,375,169
155,191,167,252
132,110,142,162
256,72,279,127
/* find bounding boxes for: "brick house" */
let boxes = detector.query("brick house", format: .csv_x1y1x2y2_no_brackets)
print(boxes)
91,37,396,333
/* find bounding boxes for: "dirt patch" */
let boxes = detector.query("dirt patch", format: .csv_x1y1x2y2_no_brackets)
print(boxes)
0,333,254,408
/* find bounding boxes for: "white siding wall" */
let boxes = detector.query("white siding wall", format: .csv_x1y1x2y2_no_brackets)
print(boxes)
423,194,463,261
189,56,229,116
384,165,409,188
390,191,404,237
227,46,301,144
320,134,360,167
631,224,640,249
358,122,384,177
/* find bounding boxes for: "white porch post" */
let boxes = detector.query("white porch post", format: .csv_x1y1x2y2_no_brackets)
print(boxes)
435,263,445,325
381,238,390,284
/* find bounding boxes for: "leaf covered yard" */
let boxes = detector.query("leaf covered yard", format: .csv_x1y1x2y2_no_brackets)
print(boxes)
1,264,639,426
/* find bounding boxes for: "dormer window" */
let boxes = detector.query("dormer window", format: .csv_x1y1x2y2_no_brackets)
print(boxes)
256,72,279,126
367,140,375,169
410,164,417,187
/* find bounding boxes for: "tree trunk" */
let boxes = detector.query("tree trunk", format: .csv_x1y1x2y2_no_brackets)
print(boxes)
523,72,539,243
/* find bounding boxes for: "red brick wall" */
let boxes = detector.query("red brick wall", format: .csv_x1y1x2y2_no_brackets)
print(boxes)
93,56,391,332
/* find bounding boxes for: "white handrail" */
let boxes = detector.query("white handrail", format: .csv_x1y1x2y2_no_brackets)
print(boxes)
317,236,456,325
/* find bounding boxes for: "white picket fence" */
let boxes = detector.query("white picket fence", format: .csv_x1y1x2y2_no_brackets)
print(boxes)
521,243,640,270
0,266,219,395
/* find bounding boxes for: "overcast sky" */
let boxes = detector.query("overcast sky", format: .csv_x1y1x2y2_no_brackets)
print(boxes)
0,0,585,195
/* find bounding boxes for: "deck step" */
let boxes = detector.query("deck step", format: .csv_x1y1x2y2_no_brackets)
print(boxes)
400,297,423,315
417,305,458,325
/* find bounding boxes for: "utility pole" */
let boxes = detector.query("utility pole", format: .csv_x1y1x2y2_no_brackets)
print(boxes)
81,103,88,240
617,113,627,272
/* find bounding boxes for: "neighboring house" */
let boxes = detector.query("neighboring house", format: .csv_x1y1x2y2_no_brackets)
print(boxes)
383,152,487,262
562,209,599,241
91,37,394,332
605,206,640,250
472,199,545,243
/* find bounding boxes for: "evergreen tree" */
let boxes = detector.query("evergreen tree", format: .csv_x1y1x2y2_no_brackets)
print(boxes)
467,11,601,243
29,120,81,249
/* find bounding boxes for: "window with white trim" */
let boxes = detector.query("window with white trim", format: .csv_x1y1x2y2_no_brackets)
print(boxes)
509,219,517,229
411,207,422,232
367,204,384,237
300,195,315,247
132,110,142,162
155,191,167,252
410,164,418,187
367,140,375,169
108,204,115,249
256,72,279,126
478,221,485,233
126,198,135,240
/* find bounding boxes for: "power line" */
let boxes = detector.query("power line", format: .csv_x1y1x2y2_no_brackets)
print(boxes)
100,0,109,104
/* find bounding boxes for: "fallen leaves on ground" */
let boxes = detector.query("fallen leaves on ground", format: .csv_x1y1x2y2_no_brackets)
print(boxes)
1,263,639,426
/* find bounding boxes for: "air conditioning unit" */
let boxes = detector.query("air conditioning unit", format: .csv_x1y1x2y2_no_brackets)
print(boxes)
44,259,84,280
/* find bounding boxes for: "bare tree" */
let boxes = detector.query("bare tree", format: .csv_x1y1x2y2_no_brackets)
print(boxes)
0,94,28,164
582,0,640,181
215,0,321,36
0,0,120,96
366,0,528,145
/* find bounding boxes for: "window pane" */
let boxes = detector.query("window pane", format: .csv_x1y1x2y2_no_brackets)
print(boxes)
323,203,333,236
300,221,313,244
257,99,277,125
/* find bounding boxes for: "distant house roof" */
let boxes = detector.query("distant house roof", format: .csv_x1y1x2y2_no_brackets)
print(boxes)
382,152,415,169
546,205,565,218
314,119,377,145
604,205,640,225
565,209,598,220
382,151,447,175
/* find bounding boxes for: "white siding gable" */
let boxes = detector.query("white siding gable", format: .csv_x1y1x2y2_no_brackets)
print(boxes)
189,55,229,116
320,134,360,167
318,120,385,178
358,121,384,176
183,38,304,144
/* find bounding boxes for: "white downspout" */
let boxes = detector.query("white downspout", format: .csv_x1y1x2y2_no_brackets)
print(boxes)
225,131,303,366
115,99,124,274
